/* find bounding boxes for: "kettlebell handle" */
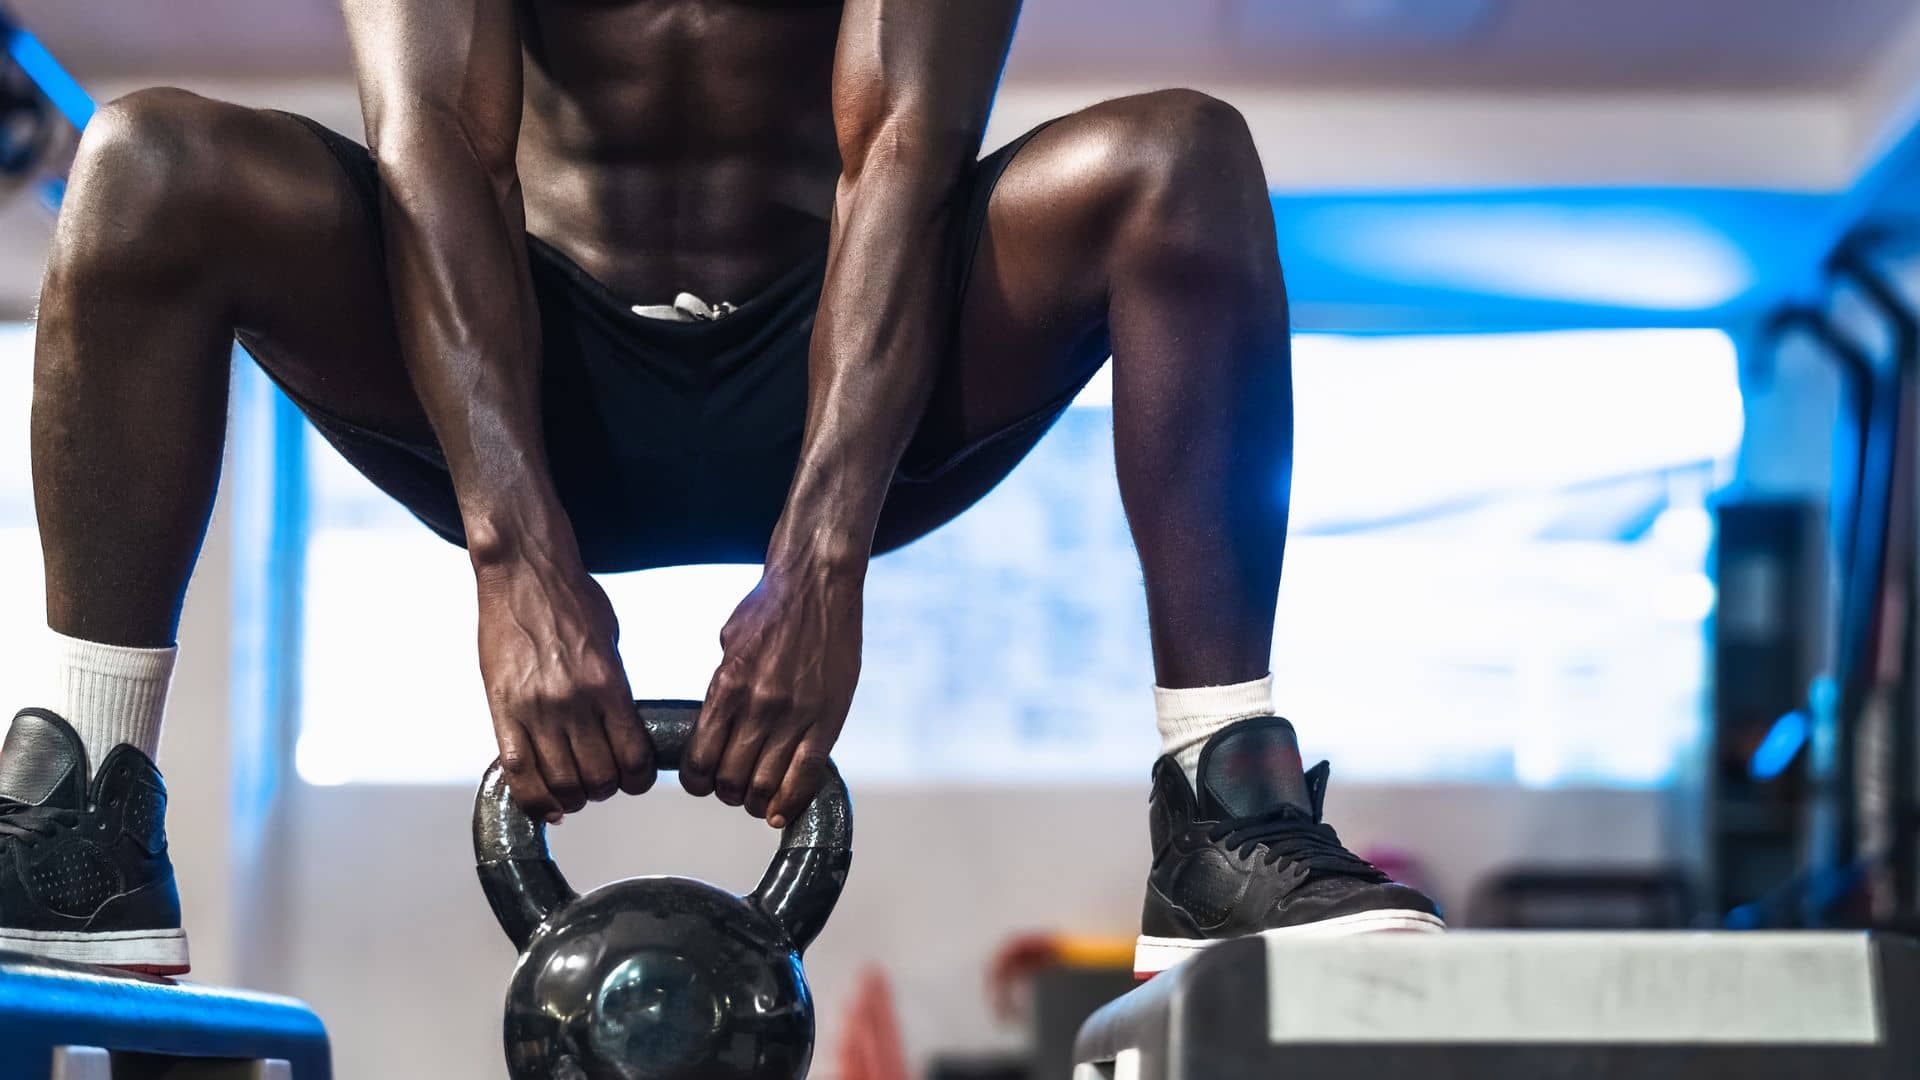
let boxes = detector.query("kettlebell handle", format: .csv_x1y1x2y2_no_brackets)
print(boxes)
474,699,853,953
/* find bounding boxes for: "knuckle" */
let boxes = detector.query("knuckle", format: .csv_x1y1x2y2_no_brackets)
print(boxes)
748,687,793,713
712,669,747,700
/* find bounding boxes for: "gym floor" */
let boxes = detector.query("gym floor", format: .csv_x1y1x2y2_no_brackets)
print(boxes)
1,1,1918,1077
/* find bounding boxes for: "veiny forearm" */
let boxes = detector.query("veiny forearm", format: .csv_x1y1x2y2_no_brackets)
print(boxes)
376,129,571,564
770,0,1019,572
771,142,970,570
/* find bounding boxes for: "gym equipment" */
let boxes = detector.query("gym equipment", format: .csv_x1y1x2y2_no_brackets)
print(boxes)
0,9,89,210
0,950,330,1078
1829,247,1920,930
0,12,94,129
1734,240,1920,932
0,60,50,178
474,700,853,1080
1467,865,1695,928
1708,496,1826,920
1073,931,1917,1079
984,932,1133,1080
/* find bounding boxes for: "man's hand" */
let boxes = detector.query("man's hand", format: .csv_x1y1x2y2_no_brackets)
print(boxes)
477,554,655,822
675,0,1020,831
682,562,863,828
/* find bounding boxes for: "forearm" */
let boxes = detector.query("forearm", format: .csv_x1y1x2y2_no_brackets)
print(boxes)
772,144,968,569
773,0,1018,573
375,128,572,567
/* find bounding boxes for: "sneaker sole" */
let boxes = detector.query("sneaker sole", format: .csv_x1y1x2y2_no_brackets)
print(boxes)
0,927,191,976
1134,909,1446,978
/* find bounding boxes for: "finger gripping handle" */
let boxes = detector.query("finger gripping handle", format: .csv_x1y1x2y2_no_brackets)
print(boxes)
631,700,852,854
473,698,854,953
632,700,699,771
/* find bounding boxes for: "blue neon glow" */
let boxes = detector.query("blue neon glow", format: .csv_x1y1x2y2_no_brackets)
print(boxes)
1750,709,1810,782
4,25,95,130
1270,188,1834,329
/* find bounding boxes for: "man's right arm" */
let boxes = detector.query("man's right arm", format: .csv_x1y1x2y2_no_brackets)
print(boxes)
342,0,554,558
341,0,653,817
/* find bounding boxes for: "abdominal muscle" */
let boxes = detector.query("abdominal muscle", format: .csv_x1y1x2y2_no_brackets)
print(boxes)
514,0,845,302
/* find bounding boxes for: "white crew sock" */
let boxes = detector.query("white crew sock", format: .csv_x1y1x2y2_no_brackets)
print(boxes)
1154,674,1275,783
38,628,175,773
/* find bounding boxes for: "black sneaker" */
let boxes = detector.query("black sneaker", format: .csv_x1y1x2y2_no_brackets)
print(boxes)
0,709,188,974
1136,716,1442,976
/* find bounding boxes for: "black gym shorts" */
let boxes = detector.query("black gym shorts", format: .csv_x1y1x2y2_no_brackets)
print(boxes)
244,114,1077,573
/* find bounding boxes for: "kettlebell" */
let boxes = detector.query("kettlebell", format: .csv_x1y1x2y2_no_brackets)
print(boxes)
474,700,853,1080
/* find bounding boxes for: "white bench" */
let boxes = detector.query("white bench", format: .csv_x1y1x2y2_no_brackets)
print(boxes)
1074,931,1916,1079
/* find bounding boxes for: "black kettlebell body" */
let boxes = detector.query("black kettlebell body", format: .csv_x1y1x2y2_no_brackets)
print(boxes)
475,701,853,1080
503,878,810,1080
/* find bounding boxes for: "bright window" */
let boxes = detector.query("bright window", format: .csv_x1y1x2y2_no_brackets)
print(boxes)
294,329,1740,788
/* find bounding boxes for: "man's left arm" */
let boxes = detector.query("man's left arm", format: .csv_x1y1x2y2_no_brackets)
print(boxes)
682,0,1022,823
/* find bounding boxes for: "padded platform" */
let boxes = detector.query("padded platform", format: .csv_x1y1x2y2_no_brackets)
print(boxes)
0,951,330,1079
1074,931,1918,1079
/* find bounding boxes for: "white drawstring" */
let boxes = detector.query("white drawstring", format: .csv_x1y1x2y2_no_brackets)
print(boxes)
631,292,738,323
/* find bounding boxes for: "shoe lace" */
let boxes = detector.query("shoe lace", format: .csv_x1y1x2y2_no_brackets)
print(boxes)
0,797,78,847
1207,804,1387,881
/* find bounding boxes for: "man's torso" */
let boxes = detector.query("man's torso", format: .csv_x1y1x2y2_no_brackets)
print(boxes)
515,0,844,302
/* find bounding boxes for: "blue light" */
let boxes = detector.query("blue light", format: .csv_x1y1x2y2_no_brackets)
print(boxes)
4,24,95,130
1750,709,1809,782
1270,188,1834,329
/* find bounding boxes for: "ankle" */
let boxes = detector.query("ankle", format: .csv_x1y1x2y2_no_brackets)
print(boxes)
1154,674,1275,783
39,628,175,773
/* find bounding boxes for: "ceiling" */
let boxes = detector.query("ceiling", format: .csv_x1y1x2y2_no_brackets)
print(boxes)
12,0,1920,93
1010,0,1920,91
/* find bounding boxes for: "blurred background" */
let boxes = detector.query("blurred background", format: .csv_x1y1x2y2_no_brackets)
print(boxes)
2,0,1919,1076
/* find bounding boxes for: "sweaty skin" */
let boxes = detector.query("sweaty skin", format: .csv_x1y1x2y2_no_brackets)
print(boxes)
340,0,1018,824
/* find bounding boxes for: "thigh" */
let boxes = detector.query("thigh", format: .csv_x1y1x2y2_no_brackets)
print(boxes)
209,105,431,447
875,106,1139,551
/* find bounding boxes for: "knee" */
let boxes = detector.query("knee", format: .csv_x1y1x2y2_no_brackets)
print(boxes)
51,89,247,279
1101,90,1273,266
1126,90,1258,164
